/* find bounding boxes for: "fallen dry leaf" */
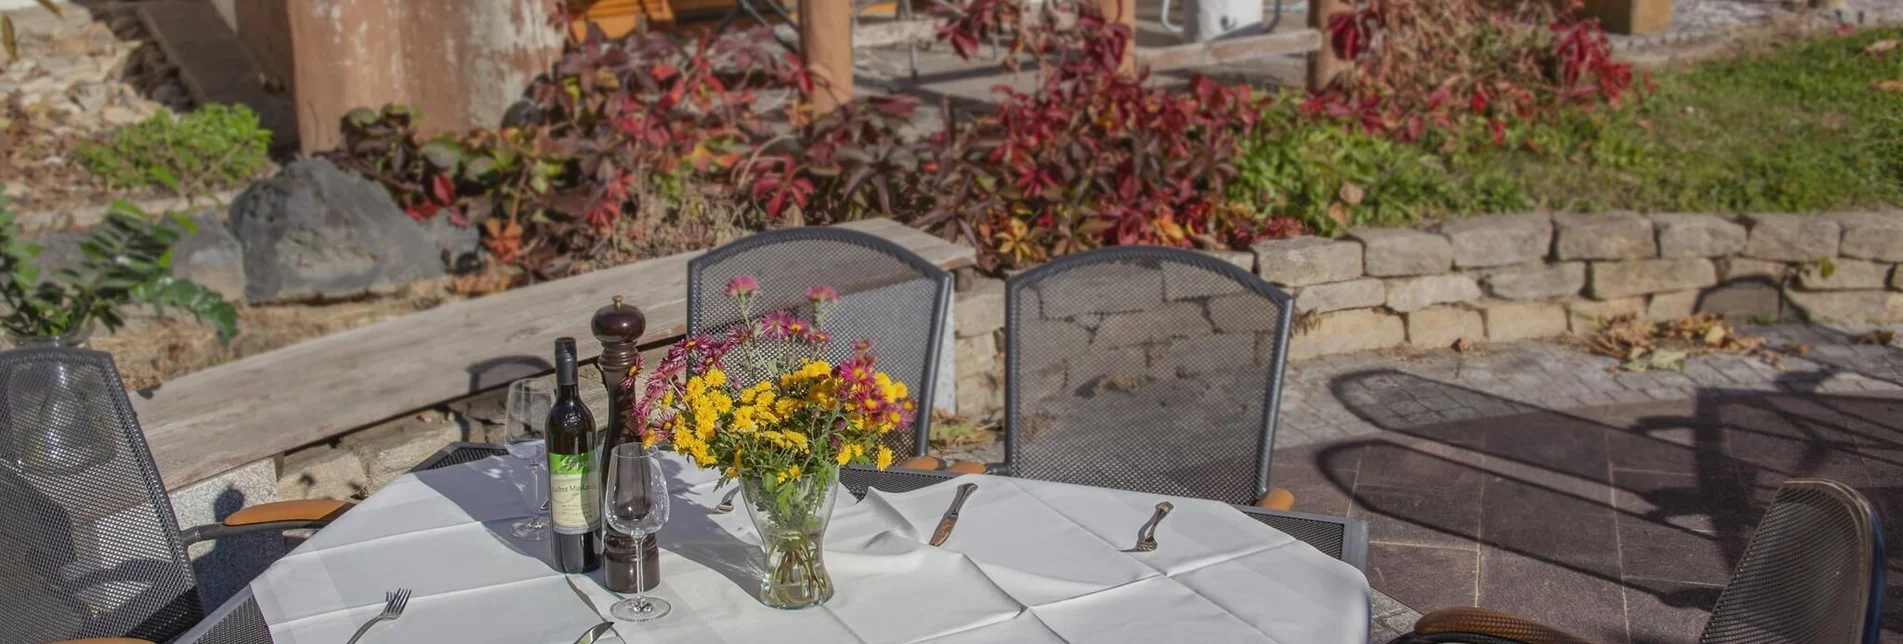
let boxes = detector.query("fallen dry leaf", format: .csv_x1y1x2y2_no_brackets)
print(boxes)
1326,202,1352,228
1869,39,1900,57
1856,329,1897,346
1452,337,1479,353
1872,80,1903,92
1339,182,1365,206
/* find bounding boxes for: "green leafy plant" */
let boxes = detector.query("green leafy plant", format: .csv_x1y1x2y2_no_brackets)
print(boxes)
0,188,239,342
78,104,272,198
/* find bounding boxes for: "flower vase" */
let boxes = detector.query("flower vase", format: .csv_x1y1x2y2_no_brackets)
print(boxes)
739,467,839,609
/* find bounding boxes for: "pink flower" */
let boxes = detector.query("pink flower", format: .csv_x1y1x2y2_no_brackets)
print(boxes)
802,328,832,345
725,275,760,299
806,285,838,304
760,310,799,340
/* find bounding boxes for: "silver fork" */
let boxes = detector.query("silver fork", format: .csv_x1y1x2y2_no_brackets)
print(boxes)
345,588,411,644
1127,502,1174,553
714,487,741,513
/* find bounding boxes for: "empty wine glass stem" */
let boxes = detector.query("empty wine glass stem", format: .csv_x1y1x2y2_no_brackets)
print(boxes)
631,530,649,609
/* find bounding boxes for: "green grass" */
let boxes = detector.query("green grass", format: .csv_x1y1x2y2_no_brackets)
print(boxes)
1235,27,1903,232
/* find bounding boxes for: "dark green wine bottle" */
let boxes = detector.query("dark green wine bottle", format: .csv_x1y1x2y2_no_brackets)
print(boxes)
547,337,601,573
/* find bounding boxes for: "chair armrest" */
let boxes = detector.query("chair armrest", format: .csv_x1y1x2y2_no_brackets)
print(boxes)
48,639,157,643
179,499,354,545
1410,607,1594,644
1254,488,1295,511
896,456,989,475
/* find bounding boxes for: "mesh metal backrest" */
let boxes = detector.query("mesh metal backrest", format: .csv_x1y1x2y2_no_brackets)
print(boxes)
1003,247,1294,504
0,347,201,642
1698,479,1883,644
688,228,952,457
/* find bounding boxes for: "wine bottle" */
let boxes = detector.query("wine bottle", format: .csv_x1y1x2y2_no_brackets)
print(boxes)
547,337,601,573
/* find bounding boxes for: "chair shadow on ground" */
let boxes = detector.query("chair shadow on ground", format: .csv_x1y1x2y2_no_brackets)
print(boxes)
1284,364,1903,644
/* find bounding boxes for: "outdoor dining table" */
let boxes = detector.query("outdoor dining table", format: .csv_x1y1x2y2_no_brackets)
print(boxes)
188,452,1371,643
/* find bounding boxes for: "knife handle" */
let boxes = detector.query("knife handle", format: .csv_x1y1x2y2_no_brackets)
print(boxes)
929,483,979,546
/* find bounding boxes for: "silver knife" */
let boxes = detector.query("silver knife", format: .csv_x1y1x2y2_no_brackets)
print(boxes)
928,483,979,547
564,575,624,644
573,621,615,644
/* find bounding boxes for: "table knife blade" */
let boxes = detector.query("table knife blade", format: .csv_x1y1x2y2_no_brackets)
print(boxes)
573,621,615,644
929,483,979,547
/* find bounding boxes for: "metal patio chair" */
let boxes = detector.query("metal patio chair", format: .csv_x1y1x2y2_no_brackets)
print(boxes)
1392,478,1886,644
975,246,1300,511
688,227,953,458
0,347,351,644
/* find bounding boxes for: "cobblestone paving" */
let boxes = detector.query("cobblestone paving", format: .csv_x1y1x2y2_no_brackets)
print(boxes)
944,323,1903,466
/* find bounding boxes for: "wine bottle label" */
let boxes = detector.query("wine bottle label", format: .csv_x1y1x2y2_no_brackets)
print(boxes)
549,452,600,534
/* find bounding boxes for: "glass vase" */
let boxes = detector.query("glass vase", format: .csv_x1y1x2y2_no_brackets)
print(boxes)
739,466,839,609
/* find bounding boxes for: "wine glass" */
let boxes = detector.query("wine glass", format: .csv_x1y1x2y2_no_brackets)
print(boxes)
604,444,671,621
505,378,554,540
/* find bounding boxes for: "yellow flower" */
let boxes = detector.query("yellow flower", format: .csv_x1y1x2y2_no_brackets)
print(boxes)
836,450,852,465
641,429,659,449
892,381,908,399
775,398,797,417
711,391,734,414
876,447,894,471
704,368,727,388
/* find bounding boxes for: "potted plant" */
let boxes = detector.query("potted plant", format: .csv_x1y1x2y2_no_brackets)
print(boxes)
0,185,239,473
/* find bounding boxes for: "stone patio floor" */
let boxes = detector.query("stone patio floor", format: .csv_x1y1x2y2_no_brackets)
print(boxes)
944,324,1903,642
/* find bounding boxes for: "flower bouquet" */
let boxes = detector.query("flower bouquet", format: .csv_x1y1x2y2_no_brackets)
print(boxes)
620,276,917,609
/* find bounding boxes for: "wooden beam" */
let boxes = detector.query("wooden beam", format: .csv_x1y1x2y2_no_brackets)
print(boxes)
134,219,973,490
1306,0,1349,91
1137,29,1322,73
800,0,854,111
853,19,937,48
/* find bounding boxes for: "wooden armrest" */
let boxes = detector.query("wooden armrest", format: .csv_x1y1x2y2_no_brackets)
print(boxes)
897,456,943,471
1254,488,1295,512
943,460,987,475
224,499,354,527
1413,607,1594,644
48,639,157,643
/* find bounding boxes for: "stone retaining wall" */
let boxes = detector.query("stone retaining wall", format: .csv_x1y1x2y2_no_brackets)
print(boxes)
943,211,1903,419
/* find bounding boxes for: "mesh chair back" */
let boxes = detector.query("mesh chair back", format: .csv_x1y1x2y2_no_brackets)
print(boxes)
1699,478,1884,644
0,347,201,642
688,228,952,457
1002,246,1294,504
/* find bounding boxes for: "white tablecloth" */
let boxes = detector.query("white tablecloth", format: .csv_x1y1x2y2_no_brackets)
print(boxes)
238,454,1369,643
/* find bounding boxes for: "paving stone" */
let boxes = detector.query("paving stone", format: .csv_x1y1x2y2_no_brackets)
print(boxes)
1293,278,1385,314
1478,301,1569,342
1795,258,1892,291
1386,274,1482,312
1554,212,1656,260
1651,213,1747,258
1406,307,1485,349
1717,257,1788,282
1646,290,1700,321
1784,290,1903,323
954,277,1005,338
1064,346,1145,390
1288,309,1405,360
1090,301,1212,348
1016,318,1092,372
1567,297,1646,333
953,333,1000,416
1440,213,1552,268
1741,213,1840,261
1207,293,1286,333
1588,258,1718,299
1352,228,1453,277
1154,333,1258,377
1827,211,1903,262
1479,262,1585,300
1253,236,1363,286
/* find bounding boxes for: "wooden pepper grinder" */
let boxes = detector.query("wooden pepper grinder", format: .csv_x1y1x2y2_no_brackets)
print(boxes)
592,296,658,593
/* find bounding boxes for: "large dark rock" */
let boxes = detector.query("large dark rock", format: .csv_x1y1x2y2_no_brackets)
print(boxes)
227,159,443,303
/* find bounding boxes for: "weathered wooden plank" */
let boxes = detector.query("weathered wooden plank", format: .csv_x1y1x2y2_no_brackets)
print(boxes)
1136,29,1322,73
135,219,971,490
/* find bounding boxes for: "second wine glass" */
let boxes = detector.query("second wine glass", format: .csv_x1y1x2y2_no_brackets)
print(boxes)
603,444,671,621
505,378,554,540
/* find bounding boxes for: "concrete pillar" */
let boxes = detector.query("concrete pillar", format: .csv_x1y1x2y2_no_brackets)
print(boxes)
282,0,562,153
800,0,854,111
1306,0,1350,91
1101,0,1136,74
